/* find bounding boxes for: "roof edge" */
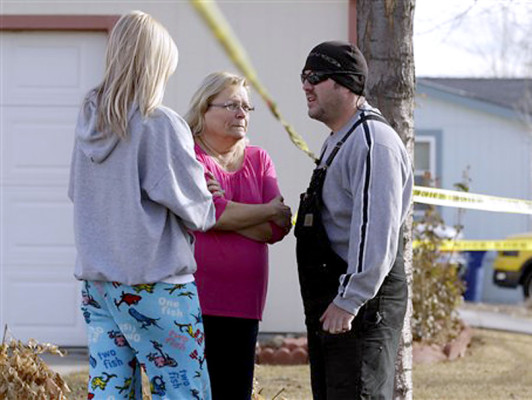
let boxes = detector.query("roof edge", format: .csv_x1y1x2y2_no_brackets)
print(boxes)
417,79,532,121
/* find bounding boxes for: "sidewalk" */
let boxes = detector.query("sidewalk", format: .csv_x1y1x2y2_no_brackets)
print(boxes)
458,307,532,335
40,347,88,376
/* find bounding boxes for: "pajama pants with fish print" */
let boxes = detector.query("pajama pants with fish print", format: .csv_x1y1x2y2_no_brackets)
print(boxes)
81,280,211,400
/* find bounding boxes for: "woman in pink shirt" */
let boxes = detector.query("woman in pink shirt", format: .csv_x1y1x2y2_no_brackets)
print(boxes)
185,72,292,400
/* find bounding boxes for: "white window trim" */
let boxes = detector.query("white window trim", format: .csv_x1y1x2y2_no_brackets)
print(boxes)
414,135,436,180
414,136,436,217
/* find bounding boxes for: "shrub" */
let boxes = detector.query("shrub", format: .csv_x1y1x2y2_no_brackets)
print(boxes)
412,172,470,344
0,328,70,400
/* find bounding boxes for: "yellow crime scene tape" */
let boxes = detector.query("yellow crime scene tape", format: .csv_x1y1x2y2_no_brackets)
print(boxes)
190,0,317,161
437,240,532,251
190,0,532,252
414,240,532,251
413,186,532,215
413,188,532,251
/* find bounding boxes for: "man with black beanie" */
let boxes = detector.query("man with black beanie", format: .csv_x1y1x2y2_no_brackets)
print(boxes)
294,41,413,399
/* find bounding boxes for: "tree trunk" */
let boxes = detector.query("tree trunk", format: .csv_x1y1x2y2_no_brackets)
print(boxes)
356,1,416,399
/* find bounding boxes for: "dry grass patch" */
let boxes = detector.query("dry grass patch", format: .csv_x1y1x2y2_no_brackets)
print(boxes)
63,329,532,400
254,364,311,400
61,372,86,400
255,330,532,400
413,328,532,400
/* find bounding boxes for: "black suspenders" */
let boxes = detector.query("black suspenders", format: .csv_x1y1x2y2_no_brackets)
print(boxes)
318,112,389,168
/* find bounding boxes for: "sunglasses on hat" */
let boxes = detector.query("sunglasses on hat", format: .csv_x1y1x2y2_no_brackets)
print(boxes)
300,70,360,85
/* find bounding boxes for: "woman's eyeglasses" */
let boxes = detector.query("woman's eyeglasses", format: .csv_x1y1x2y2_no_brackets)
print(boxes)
209,102,255,113
300,70,360,85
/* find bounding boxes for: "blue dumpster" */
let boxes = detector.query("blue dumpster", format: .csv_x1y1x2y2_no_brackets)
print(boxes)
463,251,486,301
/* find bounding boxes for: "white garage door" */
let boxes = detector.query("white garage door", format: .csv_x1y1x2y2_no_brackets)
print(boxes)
0,31,106,346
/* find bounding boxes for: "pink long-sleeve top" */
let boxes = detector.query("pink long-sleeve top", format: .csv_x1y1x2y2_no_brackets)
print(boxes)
193,143,286,320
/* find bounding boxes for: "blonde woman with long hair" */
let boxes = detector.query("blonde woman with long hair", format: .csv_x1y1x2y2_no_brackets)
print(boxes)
69,11,214,399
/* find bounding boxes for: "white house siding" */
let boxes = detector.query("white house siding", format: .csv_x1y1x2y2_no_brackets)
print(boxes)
415,93,532,303
1,1,349,342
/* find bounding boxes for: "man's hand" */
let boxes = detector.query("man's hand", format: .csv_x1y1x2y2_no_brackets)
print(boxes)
319,302,355,334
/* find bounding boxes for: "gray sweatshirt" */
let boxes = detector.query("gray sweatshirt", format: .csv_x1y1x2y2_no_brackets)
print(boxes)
319,102,413,315
68,93,215,285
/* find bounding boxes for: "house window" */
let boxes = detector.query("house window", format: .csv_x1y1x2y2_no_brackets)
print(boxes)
415,137,436,185
414,136,436,215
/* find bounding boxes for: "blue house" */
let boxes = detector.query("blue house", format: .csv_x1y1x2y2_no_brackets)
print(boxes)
415,78,532,303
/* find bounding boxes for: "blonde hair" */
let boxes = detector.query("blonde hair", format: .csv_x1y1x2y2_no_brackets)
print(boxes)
185,72,248,136
93,10,178,138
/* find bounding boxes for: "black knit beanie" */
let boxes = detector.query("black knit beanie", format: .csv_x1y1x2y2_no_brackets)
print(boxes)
303,41,367,95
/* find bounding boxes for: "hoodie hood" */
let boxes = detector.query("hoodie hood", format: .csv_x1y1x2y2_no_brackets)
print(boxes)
75,92,120,163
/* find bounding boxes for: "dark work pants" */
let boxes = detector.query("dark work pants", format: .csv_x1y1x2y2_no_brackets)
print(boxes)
304,267,407,400
202,315,259,400
297,238,407,400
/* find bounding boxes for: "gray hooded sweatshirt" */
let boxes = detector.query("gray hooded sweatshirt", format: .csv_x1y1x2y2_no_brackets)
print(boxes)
68,92,215,285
